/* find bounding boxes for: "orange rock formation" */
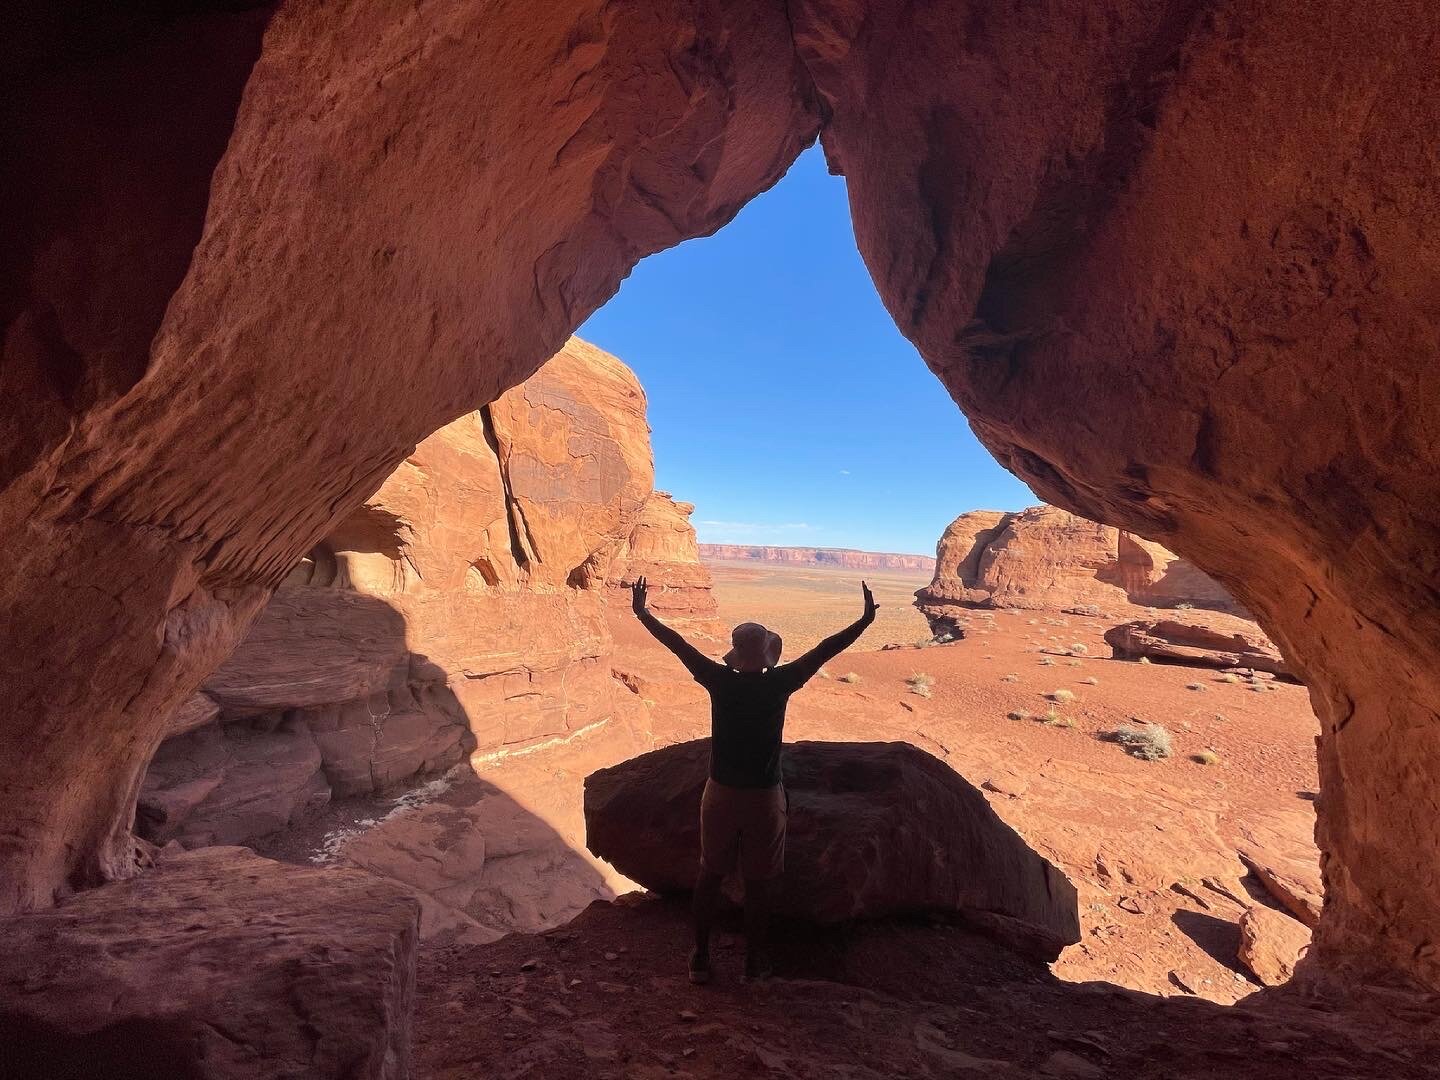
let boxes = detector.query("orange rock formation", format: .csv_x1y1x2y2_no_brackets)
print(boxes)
608,493,718,622
141,338,709,851
917,506,1240,620
2,0,1437,1000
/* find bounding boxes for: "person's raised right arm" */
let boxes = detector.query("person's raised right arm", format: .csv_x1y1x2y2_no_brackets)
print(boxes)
632,577,722,683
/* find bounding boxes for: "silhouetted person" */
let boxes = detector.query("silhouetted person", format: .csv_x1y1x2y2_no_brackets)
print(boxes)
631,575,877,983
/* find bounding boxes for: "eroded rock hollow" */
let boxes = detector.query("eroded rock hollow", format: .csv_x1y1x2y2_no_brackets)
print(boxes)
2,0,1437,998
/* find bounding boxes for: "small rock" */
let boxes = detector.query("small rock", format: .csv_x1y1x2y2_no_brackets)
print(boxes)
519,958,539,971
683,1048,695,1057
1238,906,1311,985
1168,970,1198,994
604,951,619,961
1117,895,1149,915
679,1009,697,1021
569,978,582,987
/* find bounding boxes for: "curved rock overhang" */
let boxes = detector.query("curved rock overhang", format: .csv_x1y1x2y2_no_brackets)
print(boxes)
1,0,1436,990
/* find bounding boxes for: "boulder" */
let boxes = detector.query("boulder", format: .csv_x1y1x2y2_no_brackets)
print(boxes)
584,739,1081,961
1240,847,1323,928
1105,614,1291,679
0,847,418,1079
916,506,1241,623
1238,905,1311,986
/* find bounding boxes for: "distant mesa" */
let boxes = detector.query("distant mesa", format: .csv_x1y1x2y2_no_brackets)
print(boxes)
700,544,936,572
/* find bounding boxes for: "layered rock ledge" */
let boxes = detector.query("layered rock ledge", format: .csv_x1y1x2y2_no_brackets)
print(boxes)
0,847,419,1080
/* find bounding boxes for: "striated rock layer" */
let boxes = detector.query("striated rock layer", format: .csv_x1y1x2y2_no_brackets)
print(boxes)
141,337,661,849
0,0,818,912
916,505,1241,623
701,544,935,572
1106,613,1292,679
0,0,1437,993
585,739,1081,961
0,847,419,1080
608,492,717,621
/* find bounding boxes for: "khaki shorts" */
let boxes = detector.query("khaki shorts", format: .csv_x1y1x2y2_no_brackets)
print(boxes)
700,779,786,880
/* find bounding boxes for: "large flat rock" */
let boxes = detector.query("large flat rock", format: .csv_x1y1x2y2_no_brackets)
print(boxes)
0,847,418,1080
1104,613,1291,678
585,739,1081,961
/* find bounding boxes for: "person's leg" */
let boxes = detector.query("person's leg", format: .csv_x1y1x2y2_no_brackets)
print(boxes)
693,780,736,983
740,785,786,981
742,874,774,979
691,867,724,981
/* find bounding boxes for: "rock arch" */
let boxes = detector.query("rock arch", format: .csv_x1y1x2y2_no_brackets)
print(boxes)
2,0,1437,990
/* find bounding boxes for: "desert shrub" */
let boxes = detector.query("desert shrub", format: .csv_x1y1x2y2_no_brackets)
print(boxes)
1192,749,1220,766
906,673,934,696
1007,710,1031,721
935,632,955,644
1110,722,1173,761
1138,656,1152,665
1248,682,1269,693
1219,673,1241,684
1043,710,1075,729
817,668,832,680
1080,676,1099,685
1175,601,1194,610
1066,659,1082,667
1186,682,1207,692
911,685,933,699
839,672,861,684
1039,657,1056,667
914,637,935,649
1046,688,1076,703
1070,642,1088,654
1001,673,1020,683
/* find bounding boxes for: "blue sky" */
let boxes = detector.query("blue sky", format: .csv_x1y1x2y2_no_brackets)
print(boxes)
579,145,1035,557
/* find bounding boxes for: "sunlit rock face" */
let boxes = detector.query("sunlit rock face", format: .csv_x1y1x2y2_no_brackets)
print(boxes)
790,0,1440,986
0,0,818,911
1,0,1437,995
140,338,659,849
916,505,1241,622
606,492,718,622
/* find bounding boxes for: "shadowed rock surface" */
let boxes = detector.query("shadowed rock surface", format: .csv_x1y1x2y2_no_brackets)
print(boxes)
585,739,1081,961
0,847,419,1080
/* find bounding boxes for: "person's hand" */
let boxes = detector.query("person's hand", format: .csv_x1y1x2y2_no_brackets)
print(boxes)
861,580,879,620
632,576,648,615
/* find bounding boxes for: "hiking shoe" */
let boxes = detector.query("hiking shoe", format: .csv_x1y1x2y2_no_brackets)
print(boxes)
688,950,712,985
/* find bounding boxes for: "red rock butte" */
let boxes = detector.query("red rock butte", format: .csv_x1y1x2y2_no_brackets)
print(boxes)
1,0,1438,1042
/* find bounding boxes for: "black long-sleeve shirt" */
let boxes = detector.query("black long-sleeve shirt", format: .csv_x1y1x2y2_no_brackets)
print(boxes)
638,608,875,787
